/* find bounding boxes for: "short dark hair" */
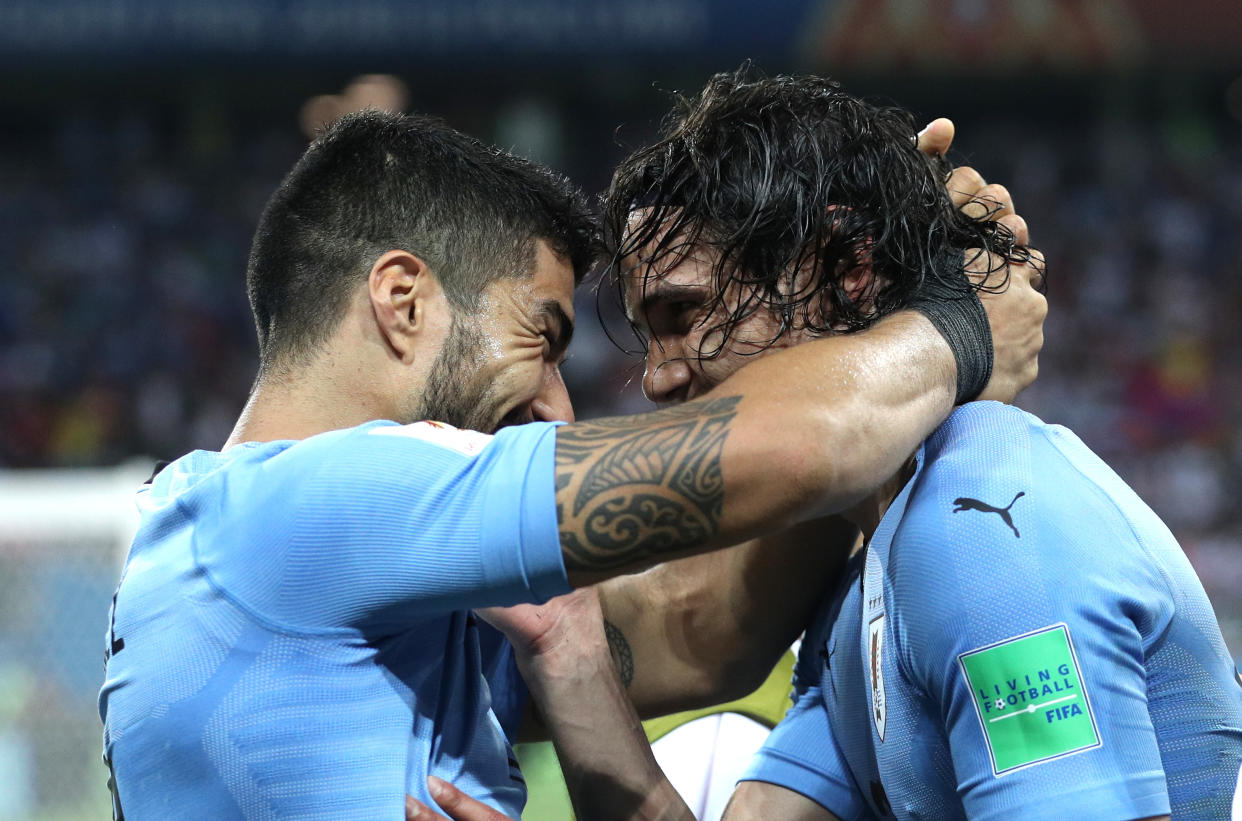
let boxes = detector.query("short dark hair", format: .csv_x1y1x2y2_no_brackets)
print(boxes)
247,110,598,369
604,65,1032,357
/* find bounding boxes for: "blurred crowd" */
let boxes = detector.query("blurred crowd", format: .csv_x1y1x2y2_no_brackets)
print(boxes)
1,92,1239,607
986,117,1242,637
0,110,289,467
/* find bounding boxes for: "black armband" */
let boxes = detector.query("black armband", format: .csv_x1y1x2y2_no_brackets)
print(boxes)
908,251,993,404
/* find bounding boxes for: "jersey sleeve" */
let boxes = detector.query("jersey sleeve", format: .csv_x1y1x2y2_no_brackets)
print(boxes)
740,681,869,820
892,444,1173,821
198,420,570,633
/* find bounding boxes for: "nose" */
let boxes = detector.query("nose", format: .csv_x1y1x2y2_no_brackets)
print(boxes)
531,365,575,423
642,344,693,405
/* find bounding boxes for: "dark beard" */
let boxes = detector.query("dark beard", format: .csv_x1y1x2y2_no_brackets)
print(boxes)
414,313,502,432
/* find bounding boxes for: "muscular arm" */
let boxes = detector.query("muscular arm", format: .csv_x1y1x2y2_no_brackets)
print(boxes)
556,311,955,587
490,590,697,821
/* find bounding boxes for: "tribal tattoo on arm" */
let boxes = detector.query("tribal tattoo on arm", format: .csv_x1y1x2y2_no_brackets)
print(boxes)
554,396,740,572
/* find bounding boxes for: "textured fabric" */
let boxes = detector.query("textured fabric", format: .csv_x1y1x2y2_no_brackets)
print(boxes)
742,401,1242,820
907,248,993,404
99,419,568,819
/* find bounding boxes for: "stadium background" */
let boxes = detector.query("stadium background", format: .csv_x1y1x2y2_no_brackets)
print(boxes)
1,0,1240,818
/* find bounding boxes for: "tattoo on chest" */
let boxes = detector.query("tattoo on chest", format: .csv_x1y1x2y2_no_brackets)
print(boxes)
554,396,739,570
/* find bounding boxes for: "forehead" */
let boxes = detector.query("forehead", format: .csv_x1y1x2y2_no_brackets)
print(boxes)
516,239,577,319
620,209,717,321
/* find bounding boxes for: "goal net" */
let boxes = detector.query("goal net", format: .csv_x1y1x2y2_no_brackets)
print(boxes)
0,463,149,821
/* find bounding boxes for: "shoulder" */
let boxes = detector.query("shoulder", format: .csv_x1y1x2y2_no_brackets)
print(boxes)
267,419,559,482
359,419,496,456
184,421,515,559
890,404,1051,571
279,420,491,468
915,401,1053,493
898,402,1134,555
885,402,1171,634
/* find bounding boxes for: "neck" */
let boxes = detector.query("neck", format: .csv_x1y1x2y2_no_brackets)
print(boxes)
843,454,917,542
223,357,395,449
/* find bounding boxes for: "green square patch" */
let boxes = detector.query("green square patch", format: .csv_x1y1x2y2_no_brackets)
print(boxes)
957,623,1100,775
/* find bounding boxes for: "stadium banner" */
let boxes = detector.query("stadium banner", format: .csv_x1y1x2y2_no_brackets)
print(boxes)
0,0,1238,66
796,0,1242,70
0,0,816,61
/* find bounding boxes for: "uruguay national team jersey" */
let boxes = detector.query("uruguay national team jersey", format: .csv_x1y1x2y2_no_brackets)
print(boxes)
99,419,569,819
743,401,1242,820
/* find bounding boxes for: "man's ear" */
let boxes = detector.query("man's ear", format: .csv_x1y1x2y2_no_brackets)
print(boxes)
368,249,439,364
841,256,876,305
817,260,878,333
824,205,879,313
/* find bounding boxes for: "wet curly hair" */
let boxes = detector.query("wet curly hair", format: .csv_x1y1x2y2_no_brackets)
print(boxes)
603,65,1033,359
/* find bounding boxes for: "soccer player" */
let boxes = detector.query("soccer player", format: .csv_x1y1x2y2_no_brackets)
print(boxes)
98,111,1046,818
455,70,1242,821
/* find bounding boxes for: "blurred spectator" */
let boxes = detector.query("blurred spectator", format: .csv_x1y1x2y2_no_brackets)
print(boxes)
299,74,411,139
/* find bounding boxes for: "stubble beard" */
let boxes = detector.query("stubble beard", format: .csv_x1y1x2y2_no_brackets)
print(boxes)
413,312,502,433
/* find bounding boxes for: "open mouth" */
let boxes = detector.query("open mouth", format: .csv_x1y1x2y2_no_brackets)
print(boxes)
493,405,533,432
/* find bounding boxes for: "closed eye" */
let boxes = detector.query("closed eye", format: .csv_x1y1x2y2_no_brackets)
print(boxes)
669,301,701,321
649,297,706,338
543,333,570,365
534,300,574,363
641,283,710,332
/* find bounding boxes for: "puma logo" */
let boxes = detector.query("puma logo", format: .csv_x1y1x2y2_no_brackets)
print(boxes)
952,492,1026,538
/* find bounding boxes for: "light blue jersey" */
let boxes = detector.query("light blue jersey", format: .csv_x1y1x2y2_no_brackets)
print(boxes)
744,402,1242,820
99,419,568,819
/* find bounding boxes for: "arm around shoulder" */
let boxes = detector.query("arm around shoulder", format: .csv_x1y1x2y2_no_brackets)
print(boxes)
555,311,957,587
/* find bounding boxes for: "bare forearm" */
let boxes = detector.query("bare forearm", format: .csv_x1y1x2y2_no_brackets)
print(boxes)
557,311,953,585
713,311,955,527
516,616,692,820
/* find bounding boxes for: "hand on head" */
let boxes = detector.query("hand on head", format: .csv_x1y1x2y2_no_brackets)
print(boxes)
916,117,1047,404
915,116,955,156
969,239,1046,404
